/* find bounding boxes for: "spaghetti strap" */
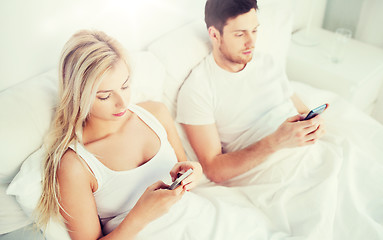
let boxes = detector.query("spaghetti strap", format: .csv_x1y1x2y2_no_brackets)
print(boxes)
128,104,168,141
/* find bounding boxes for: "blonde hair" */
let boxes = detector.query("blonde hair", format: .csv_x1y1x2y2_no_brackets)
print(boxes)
35,30,129,229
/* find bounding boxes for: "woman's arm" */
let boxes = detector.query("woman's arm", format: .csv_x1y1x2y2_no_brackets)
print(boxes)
58,149,184,240
139,101,202,190
138,101,187,162
102,181,184,240
58,150,103,240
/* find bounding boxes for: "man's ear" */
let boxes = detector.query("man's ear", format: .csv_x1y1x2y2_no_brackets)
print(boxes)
208,26,221,45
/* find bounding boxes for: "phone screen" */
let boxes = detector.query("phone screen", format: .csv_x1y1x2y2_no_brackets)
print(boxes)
168,169,193,190
304,103,328,120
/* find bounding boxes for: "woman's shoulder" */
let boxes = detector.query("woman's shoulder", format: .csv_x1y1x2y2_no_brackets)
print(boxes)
136,101,173,129
58,148,94,184
137,101,170,118
57,148,98,197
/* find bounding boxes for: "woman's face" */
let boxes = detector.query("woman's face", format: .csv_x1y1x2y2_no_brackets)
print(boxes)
89,59,131,122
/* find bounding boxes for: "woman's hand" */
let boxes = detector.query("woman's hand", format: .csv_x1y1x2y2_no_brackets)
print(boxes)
128,181,184,226
112,181,184,239
169,161,203,191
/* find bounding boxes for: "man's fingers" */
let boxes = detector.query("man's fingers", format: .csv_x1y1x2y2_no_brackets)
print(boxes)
287,114,303,122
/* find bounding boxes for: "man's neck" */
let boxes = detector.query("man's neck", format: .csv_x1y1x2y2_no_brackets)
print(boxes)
212,49,246,73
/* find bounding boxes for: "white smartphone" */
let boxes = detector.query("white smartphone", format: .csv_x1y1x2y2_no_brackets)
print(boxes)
168,168,193,190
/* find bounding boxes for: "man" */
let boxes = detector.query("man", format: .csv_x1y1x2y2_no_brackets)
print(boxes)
177,0,383,239
177,0,325,183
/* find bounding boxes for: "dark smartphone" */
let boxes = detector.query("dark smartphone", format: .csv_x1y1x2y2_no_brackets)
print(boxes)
304,103,328,120
168,169,193,190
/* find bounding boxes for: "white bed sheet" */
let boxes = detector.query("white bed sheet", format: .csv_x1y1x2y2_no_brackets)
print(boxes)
190,81,383,240
96,82,383,240
5,78,382,240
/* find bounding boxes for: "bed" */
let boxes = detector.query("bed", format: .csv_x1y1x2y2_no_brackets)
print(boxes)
1,0,382,239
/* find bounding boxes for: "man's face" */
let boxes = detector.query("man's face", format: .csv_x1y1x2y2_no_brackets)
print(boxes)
218,8,259,65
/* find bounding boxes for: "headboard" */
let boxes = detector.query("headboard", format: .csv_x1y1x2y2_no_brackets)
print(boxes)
0,0,326,92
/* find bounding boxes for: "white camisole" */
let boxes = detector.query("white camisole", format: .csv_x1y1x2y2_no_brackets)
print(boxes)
68,104,177,232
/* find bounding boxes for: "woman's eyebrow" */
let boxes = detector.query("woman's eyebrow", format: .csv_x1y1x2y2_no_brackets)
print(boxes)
122,76,130,85
97,89,112,94
97,77,130,93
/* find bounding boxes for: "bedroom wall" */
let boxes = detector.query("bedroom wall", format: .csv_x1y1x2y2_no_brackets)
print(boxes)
0,0,323,93
322,0,383,50
0,0,206,92
355,0,383,49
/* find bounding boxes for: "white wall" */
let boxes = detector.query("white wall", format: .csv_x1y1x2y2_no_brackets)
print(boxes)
355,0,383,49
0,0,321,93
0,0,206,92
292,0,327,31
355,0,383,123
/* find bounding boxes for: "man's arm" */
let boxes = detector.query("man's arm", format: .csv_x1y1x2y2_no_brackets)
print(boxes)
182,114,323,183
182,123,276,183
291,93,310,115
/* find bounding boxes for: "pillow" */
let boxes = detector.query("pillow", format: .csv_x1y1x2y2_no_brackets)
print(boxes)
129,51,166,103
6,146,71,240
0,183,31,234
6,147,45,218
0,69,58,184
255,0,294,66
148,19,211,107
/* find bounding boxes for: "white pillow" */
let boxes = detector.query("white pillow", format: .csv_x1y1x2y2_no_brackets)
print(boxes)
129,51,166,103
255,0,294,66
0,69,58,184
6,147,45,218
6,146,71,240
0,183,32,234
148,19,211,106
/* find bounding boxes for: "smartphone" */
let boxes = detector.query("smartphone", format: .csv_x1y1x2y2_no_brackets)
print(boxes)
168,168,193,190
304,103,328,120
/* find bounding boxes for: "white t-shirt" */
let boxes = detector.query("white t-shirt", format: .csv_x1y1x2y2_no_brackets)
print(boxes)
177,52,297,153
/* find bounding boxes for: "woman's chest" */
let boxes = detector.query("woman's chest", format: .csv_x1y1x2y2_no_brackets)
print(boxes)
87,122,161,171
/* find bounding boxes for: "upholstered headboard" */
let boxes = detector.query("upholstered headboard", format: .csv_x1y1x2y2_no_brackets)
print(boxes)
0,0,326,92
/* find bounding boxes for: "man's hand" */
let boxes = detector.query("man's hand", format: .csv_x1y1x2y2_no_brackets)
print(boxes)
270,114,326,150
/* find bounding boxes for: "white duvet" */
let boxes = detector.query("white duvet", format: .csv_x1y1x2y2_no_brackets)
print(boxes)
131,81,383,240
6,81,382,240
192,81,383,240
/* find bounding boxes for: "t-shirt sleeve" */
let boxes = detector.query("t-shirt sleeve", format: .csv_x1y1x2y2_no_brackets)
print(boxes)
261,53,294,98
176,71,215,125
270,55,294,98
280,70,294,98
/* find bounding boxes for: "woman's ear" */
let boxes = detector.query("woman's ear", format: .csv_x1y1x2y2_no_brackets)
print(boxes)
208,26,220,46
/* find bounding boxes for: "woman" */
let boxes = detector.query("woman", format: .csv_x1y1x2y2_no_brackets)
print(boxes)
36,30,285,240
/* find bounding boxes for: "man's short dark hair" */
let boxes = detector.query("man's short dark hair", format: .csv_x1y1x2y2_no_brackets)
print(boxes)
205,0,258,34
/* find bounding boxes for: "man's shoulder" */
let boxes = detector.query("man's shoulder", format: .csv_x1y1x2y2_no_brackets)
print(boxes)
252,51,281,69
188,54,213,80
181,54,212,90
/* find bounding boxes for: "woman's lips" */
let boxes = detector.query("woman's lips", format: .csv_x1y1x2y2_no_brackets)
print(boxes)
243,50,252,55
113,110,127,117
